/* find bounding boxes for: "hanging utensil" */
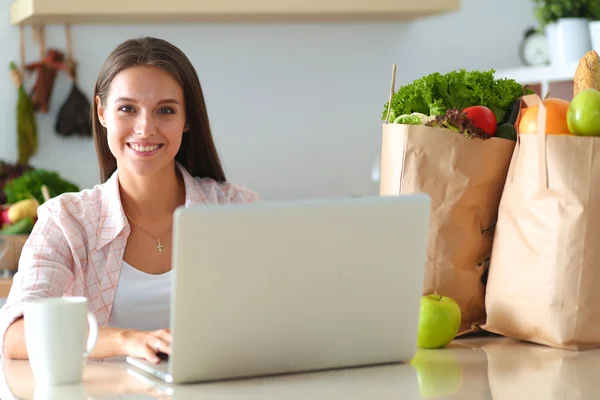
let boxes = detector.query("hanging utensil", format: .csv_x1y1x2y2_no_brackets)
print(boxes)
55,24,92,137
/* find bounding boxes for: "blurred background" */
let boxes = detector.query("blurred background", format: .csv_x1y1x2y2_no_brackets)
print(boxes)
0,0,553,201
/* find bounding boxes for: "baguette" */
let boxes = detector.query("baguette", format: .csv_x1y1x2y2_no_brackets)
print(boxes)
574,50,600,97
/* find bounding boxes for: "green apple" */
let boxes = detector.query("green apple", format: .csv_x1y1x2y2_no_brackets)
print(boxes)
417,294,461,349
567,89,600,136
410,348,464,398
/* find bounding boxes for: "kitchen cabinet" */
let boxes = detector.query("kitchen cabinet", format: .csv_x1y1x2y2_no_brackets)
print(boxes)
10,0,460,25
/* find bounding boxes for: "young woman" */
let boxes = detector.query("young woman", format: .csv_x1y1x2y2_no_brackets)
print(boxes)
0,37,260,363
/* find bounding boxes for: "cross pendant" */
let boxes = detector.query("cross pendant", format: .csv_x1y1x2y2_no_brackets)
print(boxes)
156,238,164,254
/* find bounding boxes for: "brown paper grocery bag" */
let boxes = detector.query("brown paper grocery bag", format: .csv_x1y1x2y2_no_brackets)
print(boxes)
380,123,515,334
484,94,600,350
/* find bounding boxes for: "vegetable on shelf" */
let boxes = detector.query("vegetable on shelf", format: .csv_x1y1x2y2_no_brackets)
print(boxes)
1,184,50,233
0,217,35,235
9,62,38,165
7,198,39,224
0,161,33,204
3,169,79,205
0,208,10,227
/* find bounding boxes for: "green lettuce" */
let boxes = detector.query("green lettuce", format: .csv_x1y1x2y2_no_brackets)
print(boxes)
393,114,422,125
4,169,79,204
382,69,531,124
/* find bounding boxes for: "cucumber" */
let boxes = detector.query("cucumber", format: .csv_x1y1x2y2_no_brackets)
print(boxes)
0,217,34,235
496,123,518,141
501,97,522,126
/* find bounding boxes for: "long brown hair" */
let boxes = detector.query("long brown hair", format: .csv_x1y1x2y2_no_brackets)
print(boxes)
92,37,226,183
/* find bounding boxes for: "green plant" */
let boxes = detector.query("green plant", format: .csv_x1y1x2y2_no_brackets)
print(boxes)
532,0,597,28
591,1,600,20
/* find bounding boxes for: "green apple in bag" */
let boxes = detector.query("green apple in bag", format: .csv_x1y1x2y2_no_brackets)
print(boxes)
567,89,600,136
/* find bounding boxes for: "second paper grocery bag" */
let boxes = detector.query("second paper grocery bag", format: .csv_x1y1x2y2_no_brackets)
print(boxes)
380,123,515,334
484,93,600,350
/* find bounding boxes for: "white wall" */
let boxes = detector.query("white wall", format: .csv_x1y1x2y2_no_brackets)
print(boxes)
0,0,536,201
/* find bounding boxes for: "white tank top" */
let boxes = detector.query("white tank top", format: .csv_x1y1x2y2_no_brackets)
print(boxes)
107,261,172,331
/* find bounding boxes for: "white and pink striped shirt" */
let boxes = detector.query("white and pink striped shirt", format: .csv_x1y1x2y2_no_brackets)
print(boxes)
0,162,259,355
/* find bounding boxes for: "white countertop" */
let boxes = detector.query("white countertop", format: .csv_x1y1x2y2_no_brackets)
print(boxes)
1,334,595,399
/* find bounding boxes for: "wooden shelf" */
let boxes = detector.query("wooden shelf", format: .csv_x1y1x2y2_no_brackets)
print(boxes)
0,279,12,298
10,0,460,25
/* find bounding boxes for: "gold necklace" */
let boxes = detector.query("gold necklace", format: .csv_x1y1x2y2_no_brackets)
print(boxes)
123,209,172,254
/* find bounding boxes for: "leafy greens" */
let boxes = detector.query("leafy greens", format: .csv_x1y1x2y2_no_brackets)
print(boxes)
425,109,491,140
382,69,532,124
4,169,79,204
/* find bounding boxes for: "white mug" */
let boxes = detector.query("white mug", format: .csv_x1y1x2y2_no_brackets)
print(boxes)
24,297,98,386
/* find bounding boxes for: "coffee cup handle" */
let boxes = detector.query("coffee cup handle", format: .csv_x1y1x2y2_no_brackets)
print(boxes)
84,311,99,358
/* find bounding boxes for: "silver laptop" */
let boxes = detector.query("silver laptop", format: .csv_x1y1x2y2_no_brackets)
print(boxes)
127,194,431,384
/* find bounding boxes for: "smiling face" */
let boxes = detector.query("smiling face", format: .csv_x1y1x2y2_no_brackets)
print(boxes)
96,65,188,179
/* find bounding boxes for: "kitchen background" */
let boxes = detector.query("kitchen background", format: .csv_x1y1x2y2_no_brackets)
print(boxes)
0,0,536,201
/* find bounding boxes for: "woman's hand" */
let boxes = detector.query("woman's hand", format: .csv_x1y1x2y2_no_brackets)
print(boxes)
4,320,172,363
118,328,172,364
